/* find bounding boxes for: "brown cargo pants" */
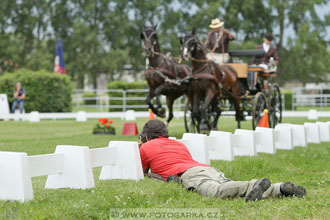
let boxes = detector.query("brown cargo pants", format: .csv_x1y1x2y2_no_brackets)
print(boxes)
181,166,282,199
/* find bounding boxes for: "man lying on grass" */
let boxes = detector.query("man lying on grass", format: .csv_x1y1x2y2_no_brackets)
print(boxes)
139,119,306,202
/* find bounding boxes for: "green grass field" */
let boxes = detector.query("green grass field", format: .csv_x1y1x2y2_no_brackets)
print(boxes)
0,117,329,219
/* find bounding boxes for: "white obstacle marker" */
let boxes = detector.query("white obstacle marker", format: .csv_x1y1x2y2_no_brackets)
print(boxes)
76,111,87,122
45,145,95,189
255,127,276,154
304,122,321,144
0,152,33,202
209,131,235,161
278,124,307,147
316,122,330,142
181,133,210,165
0,94,10,120
308,109,318,120
29,111,40,122
125,110,136,121
232,129,257,156
0,142,140,202
274,124,294,150
99,141,144,181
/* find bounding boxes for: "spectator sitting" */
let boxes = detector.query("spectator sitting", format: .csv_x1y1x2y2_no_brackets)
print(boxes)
11,82,25,113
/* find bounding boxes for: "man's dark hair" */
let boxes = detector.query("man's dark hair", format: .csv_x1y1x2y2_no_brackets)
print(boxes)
142,119,169,140
265,33,273,41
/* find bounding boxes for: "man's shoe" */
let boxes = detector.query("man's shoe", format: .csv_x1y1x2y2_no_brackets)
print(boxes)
245,178,271,202
280,182,306,197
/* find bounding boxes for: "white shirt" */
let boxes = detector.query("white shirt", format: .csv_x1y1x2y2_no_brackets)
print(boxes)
263,42,270,53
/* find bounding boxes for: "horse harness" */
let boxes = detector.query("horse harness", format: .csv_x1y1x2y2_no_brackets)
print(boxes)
145,56,191,86
183,37,226,89
190,57,225,90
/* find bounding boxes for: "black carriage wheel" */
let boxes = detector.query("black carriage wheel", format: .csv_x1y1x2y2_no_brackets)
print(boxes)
269,84,282,128
184,99,199,133
252,92,269,130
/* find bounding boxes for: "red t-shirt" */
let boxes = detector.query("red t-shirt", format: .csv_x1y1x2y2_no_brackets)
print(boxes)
139,137,209,180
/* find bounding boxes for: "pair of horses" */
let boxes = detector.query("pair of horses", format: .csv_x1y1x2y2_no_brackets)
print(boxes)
140,26,242,131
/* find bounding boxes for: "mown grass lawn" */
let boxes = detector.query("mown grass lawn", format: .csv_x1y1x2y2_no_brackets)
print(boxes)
0,117,329,219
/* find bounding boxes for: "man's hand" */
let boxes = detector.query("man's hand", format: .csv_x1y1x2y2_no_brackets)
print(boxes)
147,172,165,182
13,90,19,98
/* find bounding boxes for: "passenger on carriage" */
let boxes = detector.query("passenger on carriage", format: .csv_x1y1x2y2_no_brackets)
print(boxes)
252,33,279,72
204,18,235,65
247,34,279,90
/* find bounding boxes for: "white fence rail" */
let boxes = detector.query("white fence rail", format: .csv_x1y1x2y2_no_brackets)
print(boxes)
292,87,330,110
72,89,185,112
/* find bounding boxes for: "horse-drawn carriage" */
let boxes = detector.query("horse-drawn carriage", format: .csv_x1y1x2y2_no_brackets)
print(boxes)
180,32,282,132
140,26,282,133
183,50,283,132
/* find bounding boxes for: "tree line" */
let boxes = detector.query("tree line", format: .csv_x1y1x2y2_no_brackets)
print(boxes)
0,0,329,87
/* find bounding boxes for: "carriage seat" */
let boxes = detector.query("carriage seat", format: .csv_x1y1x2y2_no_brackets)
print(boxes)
247,65,277,77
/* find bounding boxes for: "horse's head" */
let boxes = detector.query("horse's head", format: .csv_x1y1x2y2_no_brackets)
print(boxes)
180,29,200,61
140,25,159,57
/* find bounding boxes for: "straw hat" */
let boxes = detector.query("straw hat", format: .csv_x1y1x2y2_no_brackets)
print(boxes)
209,18,224,29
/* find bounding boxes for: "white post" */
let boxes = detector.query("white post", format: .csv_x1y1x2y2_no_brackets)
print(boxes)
255,127,276,154
181,133,210,164
45,145,95,189
274,125,294,149
232,129,257,156
125,110,136,121
29,111,40,122
209,131,235,161
76,111,87,122
278,124,307,147
0,94,10,120
304,122,321,144
99,141,144,181
0,152,33,202
308,109,318,120
316,122,330,142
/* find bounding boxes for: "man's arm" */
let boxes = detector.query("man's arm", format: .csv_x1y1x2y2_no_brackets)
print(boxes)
224,29,235,40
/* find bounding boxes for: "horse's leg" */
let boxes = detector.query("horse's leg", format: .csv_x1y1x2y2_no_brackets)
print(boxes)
146,90,159,115
211,101,221,130
192,92,200,131
232,84,242,129
200,89,215,132
166,96,174,125
153,84,168,118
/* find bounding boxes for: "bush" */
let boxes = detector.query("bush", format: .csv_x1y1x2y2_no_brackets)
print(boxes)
107,81,148,111
83,92,96,105
0,69,72,112
283,90,294,110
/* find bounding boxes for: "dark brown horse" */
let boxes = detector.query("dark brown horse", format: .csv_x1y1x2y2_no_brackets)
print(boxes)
180,31,242,131
140,25,191,125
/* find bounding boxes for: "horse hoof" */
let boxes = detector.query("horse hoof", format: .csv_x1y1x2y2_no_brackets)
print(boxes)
200,123,209,132
158,108,166,118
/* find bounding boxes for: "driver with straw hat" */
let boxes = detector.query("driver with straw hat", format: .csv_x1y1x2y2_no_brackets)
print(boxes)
205,18,235,65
